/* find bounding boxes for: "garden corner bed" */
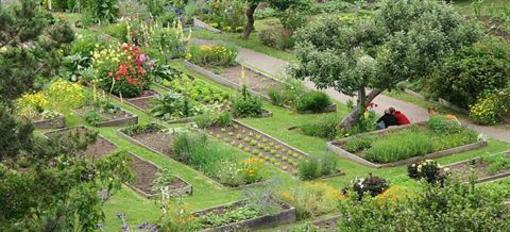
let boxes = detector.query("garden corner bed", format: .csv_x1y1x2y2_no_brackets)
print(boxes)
442,151,510,184
208,120,344,177
193,198,296,232
44,127,117,159
126,153,192,198
327,119,487,168
111,90,159,112
32,114,65,129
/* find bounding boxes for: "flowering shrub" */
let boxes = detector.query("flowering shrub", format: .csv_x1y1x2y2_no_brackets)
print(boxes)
240,157,265,184
350,174,388,199
470,87,510,125
188,44,237,67
92,43,153,98
408,160,446,184
45,79,85,113
279,182,343,219
16,92,49,119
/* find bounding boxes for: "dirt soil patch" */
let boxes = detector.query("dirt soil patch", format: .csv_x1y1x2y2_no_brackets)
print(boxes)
131,130,173,155
445,152,510,183
45,127,117,159
124,90,158,111
218,66,279,94
129,154,188,195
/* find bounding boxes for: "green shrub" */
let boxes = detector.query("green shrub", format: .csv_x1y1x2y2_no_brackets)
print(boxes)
101,22,128,42
150,93,202,121
481,154,510,174
470,87,510,125
84,110,101,126
295,91,332,113
427,115,462,134
298,158,321,181
84,0,119,24
194,112,215,129
343,135,375,153
173,132,208,165
217,111,232,127
428,40,510,109
352,174,389,198
408,160,445,184
300,114,339,139
319,154,337,176
232,86,263,118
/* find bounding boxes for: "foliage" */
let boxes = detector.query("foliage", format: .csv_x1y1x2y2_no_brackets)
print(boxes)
83,0,119,24
150,93,202,121
121,123,162,136
45,79,85,113
427,115,463,134
267,79,307,107
188,44,237,67
258,27,295,50
408,160,445,184
337,181,510,231
15,92,50,119
291,0,482,129
147,21,189,62
295,91,332,113
194,205,260,229
300,114,339,139
298,154,338,180
279,182,342,219
84,110,102,126
481,154,510,174
428,40,510,109
199,0,246,32
194,111,233,129
158,200,197,232
343,135,375,153
91,43,153,98
0,104,33,161
232,86,263,118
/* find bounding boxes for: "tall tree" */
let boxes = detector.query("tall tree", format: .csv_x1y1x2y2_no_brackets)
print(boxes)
291,0,482,129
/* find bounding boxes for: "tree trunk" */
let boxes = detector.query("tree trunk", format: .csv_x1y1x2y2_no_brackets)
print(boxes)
242,3,258,39
339,88,384,130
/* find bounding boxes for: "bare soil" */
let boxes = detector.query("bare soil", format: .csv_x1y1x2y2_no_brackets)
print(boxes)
130,128,174,155
479,16,510,43
313,216,340,232
45,127,117,159
129,154,187,195
125,90,158,111
76,106,133,121
218,65,279,94
445,152,510,183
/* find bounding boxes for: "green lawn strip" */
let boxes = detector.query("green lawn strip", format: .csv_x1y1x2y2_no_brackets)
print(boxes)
191,29,296,63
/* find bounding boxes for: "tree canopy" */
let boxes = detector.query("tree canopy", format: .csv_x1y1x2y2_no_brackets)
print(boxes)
291,0,482,129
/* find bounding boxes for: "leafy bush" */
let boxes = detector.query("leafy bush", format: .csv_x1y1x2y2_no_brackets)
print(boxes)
352,174,389,199
428,40,510,109
258,27,295,50
279,182,342,219
199,0,245,32
295,91,332,113
470,87,510,125
481,154,510,174
364,129,432,163
150,93,202,121
84,0,119,24
267,79,307,107
188,44,237,67
91,43,153,98
319,154,338,176
147,21,189,62
298,155,338,180
44,79,85,114
427,115,462,134
232,86,263,118
300,114,339,139
408,160,445,184
84,110,101,126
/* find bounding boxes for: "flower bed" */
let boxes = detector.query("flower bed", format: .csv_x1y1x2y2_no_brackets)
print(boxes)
75,106,138,127
44,127,117,159
208,120,342,177
192,198,296,232
327,118,487,168
118,124,267,188
442,151,510,184
126,153,192,198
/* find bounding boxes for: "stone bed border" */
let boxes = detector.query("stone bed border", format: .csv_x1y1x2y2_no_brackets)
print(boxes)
441,150,510,184
33,114,66,129
74,108,138,127
125,152,192,199
326,123,488,168
194,197,296,232
116,123,268,190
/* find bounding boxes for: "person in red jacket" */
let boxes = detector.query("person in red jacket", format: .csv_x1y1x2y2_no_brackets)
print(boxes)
389,107,410,125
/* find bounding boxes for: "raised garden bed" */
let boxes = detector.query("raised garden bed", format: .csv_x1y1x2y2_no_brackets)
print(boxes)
208,120,343,177
111,90,159,112
193,198,296,232
32,114,65,129
126,153,192,198
44,127,117,159
118,124,267,188
75,106,138,127
442,151,510,184
327,123,487,168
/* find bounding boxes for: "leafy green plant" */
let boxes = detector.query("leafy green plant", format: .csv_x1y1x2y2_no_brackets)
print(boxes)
300,114,339,139
150,93,202,121
84,110,101,126
232,86,263,118
84,0,119,24
298,158,320,180
279,182,341,220
481,154,510,174
364,129,432,163
408,160,445,184
188,44,237,67
352,174,389,199
343,135,375,153
295,91,332,113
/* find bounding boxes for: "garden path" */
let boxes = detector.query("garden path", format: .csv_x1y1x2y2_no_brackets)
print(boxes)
191,38,510,143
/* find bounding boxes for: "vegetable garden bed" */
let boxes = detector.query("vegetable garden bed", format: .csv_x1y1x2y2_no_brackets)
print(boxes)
193,198,296,232
111,90,159,112
208,120,343,177
32,114,65,129
442,151,510,184
44,127,117,159
327,122,487,168
126,153,192,198
75,106,138,127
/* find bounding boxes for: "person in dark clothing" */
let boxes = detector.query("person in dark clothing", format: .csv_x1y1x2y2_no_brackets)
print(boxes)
376,109,398,129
